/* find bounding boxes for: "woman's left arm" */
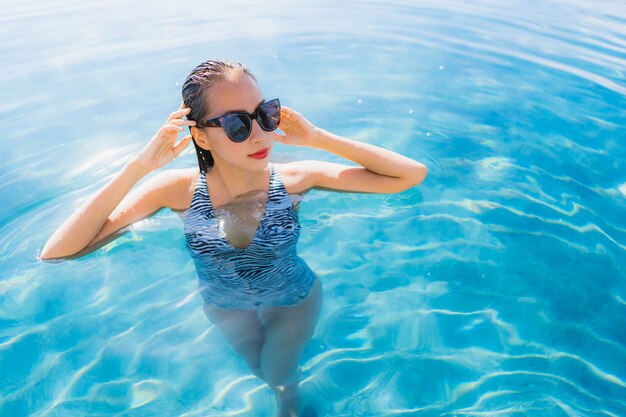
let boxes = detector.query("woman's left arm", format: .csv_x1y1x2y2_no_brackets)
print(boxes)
274,106,428,194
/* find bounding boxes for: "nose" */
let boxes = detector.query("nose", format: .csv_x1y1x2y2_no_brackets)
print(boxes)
249,118,266,143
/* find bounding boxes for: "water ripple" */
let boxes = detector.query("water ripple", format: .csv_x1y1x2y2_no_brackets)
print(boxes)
2,0,626,416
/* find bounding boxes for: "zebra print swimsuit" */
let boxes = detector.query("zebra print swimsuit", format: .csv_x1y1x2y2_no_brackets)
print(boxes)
184,162,317,310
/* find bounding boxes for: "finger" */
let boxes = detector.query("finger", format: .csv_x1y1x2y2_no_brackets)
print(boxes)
170,107,191,118
173,135,192,157
180,101,185,109
161,124,184,132
280,107,297,119
169,118,196,127
167,107,192,123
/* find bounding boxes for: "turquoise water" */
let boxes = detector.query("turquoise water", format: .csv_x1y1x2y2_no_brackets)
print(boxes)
2,0,626,415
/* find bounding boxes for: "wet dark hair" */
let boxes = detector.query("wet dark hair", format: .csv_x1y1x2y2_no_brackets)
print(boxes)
181,59,257,172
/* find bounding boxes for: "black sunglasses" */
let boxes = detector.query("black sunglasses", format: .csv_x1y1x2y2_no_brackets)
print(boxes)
197,98,281,143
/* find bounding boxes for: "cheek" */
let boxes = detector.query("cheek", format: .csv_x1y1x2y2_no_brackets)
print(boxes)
214,138,247,159
207,131,230,151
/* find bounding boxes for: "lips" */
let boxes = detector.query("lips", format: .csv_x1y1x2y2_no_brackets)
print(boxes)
248,148,269,158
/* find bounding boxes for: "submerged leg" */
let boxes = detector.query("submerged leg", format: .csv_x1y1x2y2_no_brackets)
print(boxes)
202,303,266,381
259,278,323,416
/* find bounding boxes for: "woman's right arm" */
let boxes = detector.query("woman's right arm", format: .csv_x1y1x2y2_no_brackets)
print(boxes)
39,159,153,259
39,102,195,260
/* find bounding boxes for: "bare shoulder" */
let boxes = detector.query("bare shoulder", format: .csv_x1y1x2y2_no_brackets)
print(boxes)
272,159,355,194
273,161,318,195
153,166,199,210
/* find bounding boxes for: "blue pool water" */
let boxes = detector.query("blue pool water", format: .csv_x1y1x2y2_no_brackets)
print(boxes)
1,0,626,415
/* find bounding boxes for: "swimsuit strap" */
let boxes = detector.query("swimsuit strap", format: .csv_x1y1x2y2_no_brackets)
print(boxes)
200,163,277,217
268,162,279,198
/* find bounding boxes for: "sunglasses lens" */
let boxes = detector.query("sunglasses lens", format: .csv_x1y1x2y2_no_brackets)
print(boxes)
258,100,280,131
223,114,251,142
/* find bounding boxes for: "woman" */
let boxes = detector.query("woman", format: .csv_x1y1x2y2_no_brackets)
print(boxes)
40,59,427,416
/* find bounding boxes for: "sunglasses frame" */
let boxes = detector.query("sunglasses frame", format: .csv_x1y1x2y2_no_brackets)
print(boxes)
199,98,281,143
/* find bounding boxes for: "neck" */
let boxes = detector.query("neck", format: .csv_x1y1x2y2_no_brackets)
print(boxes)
209,160,270,199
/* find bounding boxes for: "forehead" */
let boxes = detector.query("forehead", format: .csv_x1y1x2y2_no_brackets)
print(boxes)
205,74,263,115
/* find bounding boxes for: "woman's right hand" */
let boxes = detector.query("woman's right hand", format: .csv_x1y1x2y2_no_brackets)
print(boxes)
134,101,197,172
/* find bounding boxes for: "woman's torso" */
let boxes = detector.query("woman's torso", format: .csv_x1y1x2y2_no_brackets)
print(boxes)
174,162,316,310
171,163,306,213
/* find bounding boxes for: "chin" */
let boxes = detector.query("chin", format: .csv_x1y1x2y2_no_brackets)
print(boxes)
243,158,269,171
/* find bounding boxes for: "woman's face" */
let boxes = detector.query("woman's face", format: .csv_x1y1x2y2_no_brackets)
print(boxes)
192,74,274,171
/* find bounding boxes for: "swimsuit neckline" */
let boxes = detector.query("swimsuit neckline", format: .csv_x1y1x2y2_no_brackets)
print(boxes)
201,163,274,252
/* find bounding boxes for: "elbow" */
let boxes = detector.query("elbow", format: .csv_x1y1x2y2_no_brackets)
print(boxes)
404,165,427,190
39,239,74,261
392,166,427,193
39,246,77,261
416,165,428,185
39,253,55,261
39,239,52,260
39,242,59,261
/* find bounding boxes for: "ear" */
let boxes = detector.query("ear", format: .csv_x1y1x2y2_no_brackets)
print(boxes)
191,126,211,150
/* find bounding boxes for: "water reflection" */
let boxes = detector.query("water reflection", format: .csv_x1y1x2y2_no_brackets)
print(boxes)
1,0,625,416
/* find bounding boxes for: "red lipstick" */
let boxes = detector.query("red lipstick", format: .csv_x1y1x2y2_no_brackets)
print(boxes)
248,148,269,159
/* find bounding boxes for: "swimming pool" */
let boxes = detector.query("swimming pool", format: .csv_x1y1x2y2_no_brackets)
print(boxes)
1,0,625,415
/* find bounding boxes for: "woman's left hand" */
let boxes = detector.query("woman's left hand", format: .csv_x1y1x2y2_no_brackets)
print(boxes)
272,106,320,147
